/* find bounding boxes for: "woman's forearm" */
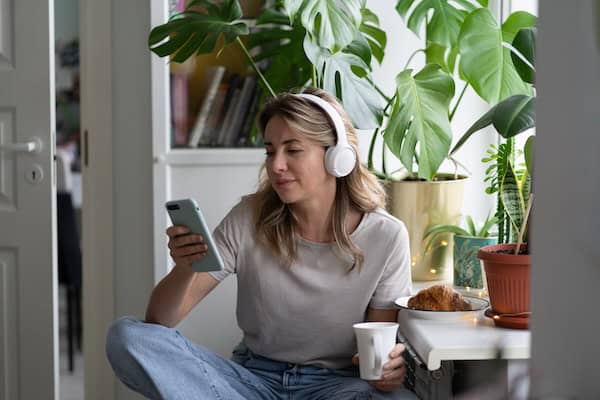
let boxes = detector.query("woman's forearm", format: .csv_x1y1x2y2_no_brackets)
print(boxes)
145,265,218,327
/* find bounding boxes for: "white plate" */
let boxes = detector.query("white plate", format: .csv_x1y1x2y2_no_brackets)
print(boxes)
394,295,489,321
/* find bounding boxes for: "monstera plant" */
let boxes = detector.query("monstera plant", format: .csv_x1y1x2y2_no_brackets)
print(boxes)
148,0,536,180
148,0,537,281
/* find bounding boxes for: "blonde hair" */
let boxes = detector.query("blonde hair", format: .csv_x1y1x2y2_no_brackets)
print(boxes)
251,87,386,270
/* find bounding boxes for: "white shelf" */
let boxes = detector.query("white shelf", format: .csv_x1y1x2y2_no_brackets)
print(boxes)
398,311,530,371
163,148,265,166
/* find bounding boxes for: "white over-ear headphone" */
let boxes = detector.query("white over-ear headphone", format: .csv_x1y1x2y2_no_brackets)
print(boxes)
296,93,357,177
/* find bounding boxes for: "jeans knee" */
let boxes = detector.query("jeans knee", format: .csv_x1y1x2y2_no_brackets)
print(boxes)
105,316,144,366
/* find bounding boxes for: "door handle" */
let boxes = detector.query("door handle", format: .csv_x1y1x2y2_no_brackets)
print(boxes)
0,137,42,153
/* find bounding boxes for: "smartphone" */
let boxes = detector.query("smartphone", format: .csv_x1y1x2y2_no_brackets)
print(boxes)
165,198,225,273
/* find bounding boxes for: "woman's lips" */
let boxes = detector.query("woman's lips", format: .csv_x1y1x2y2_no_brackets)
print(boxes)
274,179,296,188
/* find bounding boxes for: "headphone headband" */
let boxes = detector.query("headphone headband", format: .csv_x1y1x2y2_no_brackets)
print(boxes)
295,93,348,146
295,92,356,177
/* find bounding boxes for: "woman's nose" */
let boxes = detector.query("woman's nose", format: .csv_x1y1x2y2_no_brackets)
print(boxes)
270,152,287,172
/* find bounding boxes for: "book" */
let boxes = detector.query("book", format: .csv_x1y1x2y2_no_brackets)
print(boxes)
222,76,257,147
214,74,243,146
170,71,189,147
237,87,261,146
202,82,228,146
168,0,185,16
187,66,226,147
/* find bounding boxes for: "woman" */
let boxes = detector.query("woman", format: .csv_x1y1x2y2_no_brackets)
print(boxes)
106,88,416,399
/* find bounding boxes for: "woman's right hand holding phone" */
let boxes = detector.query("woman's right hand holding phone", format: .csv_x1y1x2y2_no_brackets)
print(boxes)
166,225,208,268
146,226,220,326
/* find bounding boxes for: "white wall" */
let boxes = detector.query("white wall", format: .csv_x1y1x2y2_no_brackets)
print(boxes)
531,1,600,398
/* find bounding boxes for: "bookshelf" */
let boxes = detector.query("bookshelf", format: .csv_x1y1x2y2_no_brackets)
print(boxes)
151,0,265,358
168,0,263,150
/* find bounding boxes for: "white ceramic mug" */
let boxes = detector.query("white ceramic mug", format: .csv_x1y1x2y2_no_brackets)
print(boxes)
353,322,399,380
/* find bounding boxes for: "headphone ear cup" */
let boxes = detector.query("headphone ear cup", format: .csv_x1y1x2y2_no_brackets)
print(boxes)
325,144,357,177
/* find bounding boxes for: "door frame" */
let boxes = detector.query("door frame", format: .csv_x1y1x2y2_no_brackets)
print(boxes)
80,0,115,398
80,0,155,399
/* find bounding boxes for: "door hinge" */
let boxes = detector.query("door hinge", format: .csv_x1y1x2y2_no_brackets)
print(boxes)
83,129,89,167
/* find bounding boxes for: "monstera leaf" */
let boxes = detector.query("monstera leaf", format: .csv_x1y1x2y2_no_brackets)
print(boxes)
304,37,384,129
501,11,537,43
425,42,458,74
384,64,455,180
396,0,475,48
248,9,312,93
285,0,363,53
458,8,532,104
359,8,387,64
511,28,536,84
148,0,248,63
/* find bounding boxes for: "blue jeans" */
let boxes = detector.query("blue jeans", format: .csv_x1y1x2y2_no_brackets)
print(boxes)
106,317,418,400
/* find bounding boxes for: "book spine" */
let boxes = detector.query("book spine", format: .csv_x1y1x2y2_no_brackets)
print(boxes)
224,76,257,147
213,74,242,146
170,72,189,147
187,66,226,147
203,83,228,146
238,87,261,146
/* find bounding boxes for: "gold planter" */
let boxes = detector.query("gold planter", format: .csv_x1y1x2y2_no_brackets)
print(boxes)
386,174,468,281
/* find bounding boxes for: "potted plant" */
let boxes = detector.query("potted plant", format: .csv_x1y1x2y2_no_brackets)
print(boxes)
476,135,534,329
464,24,536,329
148,0,536,281
424,213,498,290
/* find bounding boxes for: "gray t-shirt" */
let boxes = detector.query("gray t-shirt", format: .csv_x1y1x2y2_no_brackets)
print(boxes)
209,197,412,369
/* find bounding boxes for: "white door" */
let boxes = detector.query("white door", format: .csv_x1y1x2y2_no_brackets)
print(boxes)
0,0,58,399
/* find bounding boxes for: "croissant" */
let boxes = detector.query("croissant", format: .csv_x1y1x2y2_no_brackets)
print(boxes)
407,285,471,311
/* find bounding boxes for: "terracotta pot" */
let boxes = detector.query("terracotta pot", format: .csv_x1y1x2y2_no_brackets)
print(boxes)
477,243,530,314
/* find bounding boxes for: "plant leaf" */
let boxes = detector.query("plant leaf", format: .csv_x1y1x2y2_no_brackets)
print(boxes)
450,106,494,155
466,215,476,236
395,0,414,18
500,161,525,236
396,0,472,48
458,8,531,104
492,94,535,138
255,7,291,25
284,0,306,24
424,224,471,239
250,8,313,93
425,42,458,74
501,11,537,43
148,0,248,63
423,225,470,251
344,31,372,67
511,28,536,84
451,94,534,155
384,64,454,180
295,0,364,52
478,214,499,237
360,7,387,64
304,36,384,129
524,135,534,177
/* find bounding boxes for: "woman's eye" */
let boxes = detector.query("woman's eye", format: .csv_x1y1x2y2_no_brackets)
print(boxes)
288,149,303,154
264,151,274,157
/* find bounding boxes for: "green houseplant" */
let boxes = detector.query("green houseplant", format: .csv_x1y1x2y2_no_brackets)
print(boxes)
424,213,498,289
474,25,535,328
477,135,534,329
148,0,537,280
